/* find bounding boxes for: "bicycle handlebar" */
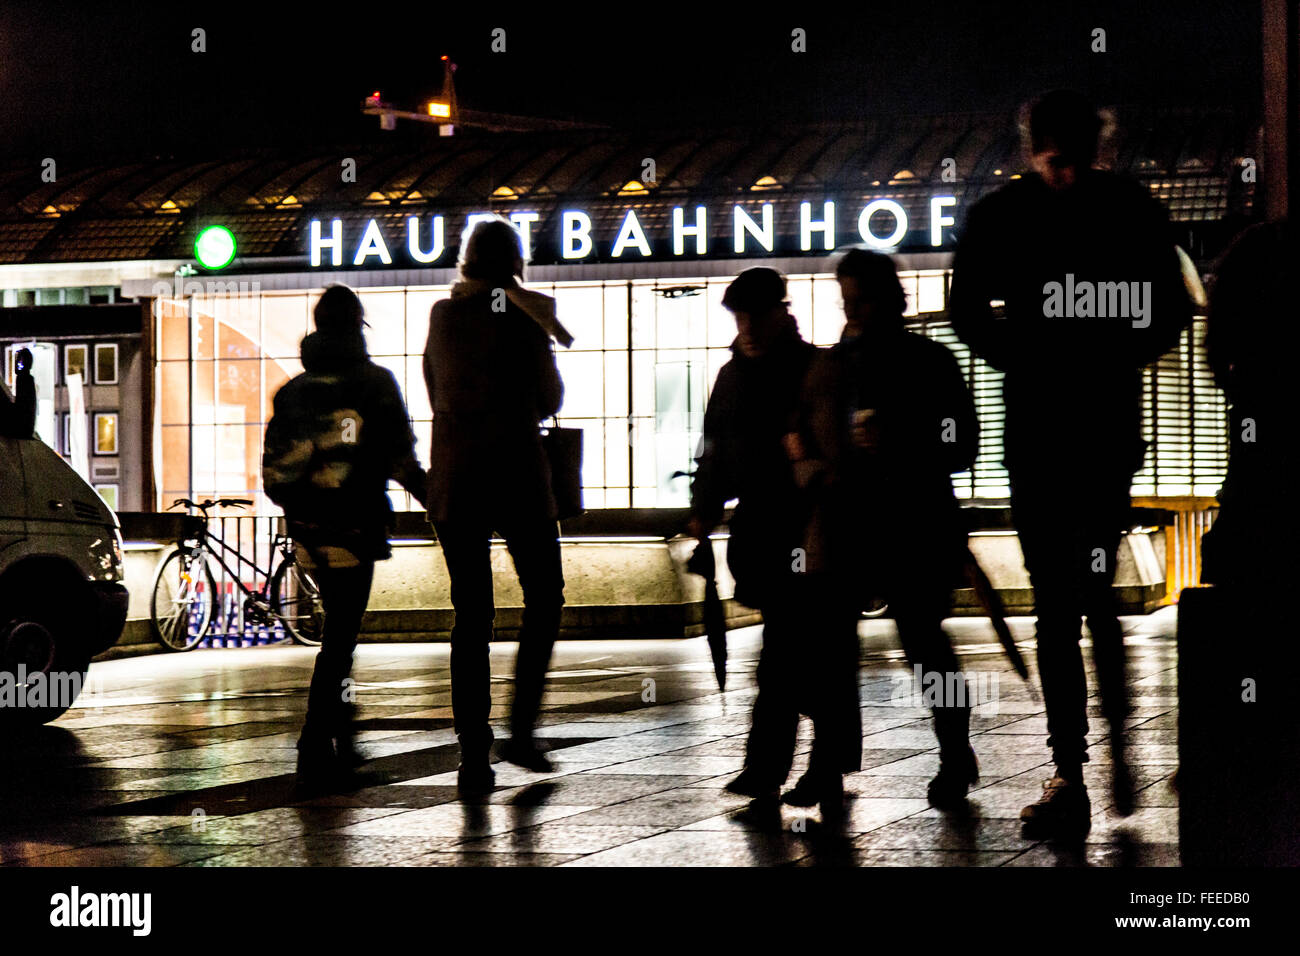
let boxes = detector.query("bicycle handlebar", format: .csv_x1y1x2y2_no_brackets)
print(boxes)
168,497,254,512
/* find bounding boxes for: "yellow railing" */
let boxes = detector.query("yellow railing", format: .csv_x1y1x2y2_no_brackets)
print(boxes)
1133,496,1218,604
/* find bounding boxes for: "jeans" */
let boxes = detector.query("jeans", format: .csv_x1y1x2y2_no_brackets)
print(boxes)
1011,473,1132,776
887,576,972,759
745,575,862,786
433,517,565,755
303,561,375,740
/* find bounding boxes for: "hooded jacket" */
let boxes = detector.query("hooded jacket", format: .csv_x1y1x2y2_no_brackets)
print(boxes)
263,329,424,563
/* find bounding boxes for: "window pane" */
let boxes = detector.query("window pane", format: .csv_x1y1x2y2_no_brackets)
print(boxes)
216,359,260,423
603,284,628,350
215,295,261,360
405,290,439,354
193,305,216,360
160,424,190,498
359,290,406,356
156,299,190,361
405,356,431,420
555,351,603,418
553,284,603,350
811,276,844,345
603,351,629,418
263,294,308,359
159,360,190,425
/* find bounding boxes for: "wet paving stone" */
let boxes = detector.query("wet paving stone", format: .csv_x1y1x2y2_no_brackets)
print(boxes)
1,619,1184,866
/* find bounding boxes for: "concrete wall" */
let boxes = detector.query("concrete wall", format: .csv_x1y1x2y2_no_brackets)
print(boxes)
107,530,1165,658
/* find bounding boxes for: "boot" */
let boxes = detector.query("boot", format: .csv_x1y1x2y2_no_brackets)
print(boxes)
1020,774,1092,838
499,737,555,773
724,767,781,801
334,734,367,769
333,703,366,768
928,746,980,810
781,773,824,808
296,732,338,789
457,759,496,794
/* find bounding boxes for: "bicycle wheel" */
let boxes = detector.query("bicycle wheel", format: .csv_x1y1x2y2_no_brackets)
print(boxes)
270,556,325,646
150,547,215,651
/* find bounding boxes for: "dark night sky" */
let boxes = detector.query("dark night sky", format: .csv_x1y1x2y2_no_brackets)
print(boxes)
0,0,1263,162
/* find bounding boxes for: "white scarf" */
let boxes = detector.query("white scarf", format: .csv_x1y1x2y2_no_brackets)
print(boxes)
450,278,574,348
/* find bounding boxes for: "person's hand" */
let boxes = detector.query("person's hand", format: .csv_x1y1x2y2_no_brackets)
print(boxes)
782,432,805,461
686,515,708,542
851,409,883,451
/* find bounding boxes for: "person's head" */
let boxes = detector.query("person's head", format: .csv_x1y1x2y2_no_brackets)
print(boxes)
835,248,906,334
314,284,366,334
14,347,32,374
459,217,525,284
721,268,794,358
1020,89,1102,191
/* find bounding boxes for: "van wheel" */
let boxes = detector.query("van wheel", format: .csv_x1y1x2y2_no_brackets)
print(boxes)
0,597,92,726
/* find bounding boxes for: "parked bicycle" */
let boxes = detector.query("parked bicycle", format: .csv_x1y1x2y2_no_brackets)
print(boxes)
149,497,325,652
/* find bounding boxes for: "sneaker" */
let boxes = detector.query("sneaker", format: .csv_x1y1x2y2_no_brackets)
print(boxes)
724,768,780,801
1020,775,1092,838
928,747,980,810
499,738,555,773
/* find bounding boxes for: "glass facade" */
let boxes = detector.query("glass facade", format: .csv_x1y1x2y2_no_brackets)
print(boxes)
152,267,1224,514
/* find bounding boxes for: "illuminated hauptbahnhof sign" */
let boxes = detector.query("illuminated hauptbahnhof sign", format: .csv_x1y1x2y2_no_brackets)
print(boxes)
306,196,959,269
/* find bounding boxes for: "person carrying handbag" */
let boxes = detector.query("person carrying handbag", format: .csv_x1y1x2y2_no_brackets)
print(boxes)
423,216,570,793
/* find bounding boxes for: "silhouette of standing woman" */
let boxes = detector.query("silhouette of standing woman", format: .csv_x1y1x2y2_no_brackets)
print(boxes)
424,217,569,793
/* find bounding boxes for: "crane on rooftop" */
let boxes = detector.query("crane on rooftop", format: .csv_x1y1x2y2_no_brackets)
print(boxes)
362,57,605,135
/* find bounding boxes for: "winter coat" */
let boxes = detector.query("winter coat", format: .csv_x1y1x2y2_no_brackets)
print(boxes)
691,327,818,609
422,282,564,526
791,327,978,589
949,169,1192,485
263,330,425,565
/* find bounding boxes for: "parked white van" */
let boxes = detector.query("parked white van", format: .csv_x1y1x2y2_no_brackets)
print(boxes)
0,432,127,723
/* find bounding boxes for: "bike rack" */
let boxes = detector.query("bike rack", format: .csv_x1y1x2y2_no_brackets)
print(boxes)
197,514,288,648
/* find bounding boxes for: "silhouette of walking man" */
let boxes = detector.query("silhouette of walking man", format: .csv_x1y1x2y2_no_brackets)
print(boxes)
950,91,1191,835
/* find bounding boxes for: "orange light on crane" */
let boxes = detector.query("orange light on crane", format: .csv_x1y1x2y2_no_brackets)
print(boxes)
427,101,451,118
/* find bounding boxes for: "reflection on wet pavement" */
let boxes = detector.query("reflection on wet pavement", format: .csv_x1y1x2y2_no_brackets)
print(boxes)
0,612,1181,866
